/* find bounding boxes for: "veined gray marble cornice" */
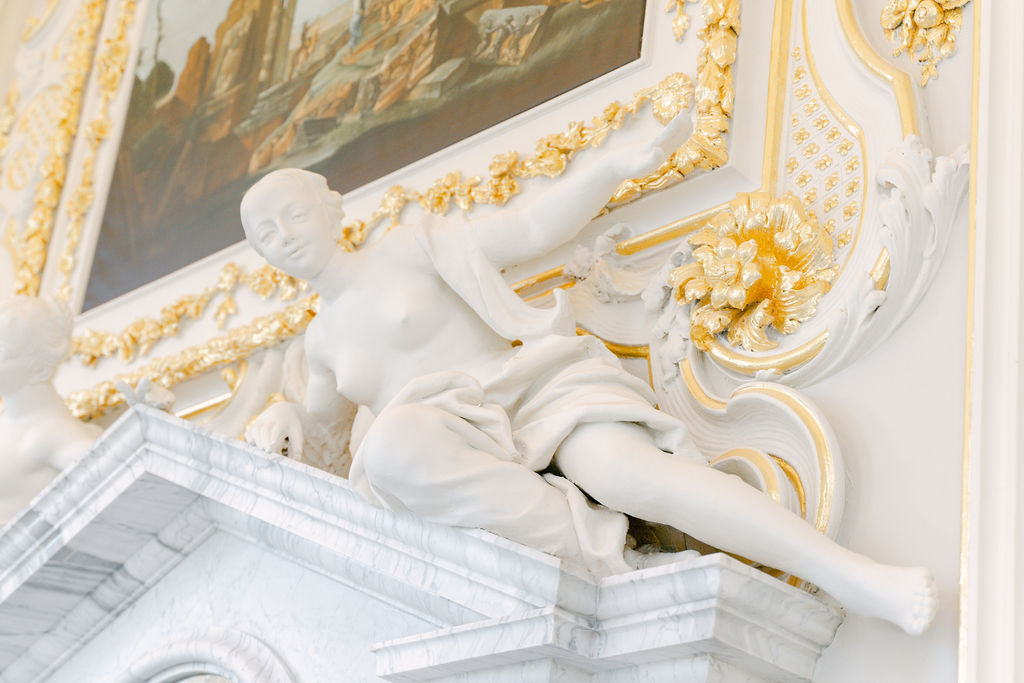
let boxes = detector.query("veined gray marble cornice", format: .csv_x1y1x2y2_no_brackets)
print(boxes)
0,408,842,682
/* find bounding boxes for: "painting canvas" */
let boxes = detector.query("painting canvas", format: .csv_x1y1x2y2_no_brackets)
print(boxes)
84,0,646,309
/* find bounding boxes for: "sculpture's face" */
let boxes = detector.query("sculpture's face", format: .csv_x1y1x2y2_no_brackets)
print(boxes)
242,174,339,281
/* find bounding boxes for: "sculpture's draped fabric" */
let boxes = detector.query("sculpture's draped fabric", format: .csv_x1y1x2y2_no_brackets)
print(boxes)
349,215,706,575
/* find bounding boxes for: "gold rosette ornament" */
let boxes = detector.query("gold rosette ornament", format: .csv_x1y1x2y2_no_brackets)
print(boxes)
881,0,969,85
668,192,838,352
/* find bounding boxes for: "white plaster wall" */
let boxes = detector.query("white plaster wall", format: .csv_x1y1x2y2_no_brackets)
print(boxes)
810,182,967,681
0,2,33,98
48,530,435,683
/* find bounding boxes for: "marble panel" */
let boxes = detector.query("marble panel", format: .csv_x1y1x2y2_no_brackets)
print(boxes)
0,408,843,682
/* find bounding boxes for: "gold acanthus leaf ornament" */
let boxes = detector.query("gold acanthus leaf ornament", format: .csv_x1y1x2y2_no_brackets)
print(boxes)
668,192,838,352
880,0,969,86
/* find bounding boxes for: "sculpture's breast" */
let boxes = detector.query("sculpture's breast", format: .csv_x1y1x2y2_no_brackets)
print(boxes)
313,270,511,411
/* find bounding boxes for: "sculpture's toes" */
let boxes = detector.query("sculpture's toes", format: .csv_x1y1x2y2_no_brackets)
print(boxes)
902,572,939,636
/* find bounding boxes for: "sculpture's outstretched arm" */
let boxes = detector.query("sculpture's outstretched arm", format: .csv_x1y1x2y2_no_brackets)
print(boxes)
476,112,693,268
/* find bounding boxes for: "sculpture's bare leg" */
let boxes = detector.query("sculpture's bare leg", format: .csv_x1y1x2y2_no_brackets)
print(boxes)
554,421,938,635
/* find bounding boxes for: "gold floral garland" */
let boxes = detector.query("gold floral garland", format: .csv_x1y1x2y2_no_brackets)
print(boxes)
67,295,319,420
73,263,306,365
57,0,137,301
337,70,698,248
608,0,738,206
665,0,700,41
880,0,969,86
10,0,107,297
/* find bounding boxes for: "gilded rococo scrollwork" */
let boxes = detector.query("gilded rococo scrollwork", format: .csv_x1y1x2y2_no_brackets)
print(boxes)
881,0,969,86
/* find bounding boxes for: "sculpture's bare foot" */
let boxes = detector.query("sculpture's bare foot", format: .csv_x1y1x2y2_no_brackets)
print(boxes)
832,560,938,635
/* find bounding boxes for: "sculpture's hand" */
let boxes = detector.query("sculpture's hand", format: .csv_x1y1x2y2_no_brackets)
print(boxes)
245,401,306,460
611,111,694,179
115,377,176,412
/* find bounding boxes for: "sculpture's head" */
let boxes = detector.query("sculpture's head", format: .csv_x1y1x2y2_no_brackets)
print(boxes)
0,296,72,393
240,168,344,281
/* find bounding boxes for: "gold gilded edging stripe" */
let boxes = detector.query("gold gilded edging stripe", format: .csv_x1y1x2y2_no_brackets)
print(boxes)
616,203,725,256
680,357,727,411
680,360,815,523
762,0,793,190
705,330,828,374
958,0,980,678
870,248,891,290
835,0,919,138
733,383,833,533
770,453,807,519
174,360,248,420
712,448,783,504
511,265,565,294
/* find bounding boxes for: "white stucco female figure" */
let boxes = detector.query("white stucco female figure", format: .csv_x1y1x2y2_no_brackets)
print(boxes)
0,296,101,523
241,115,937,635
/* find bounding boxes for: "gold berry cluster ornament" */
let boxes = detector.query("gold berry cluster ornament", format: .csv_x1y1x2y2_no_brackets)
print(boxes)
881,0,969,86
669,192,838,352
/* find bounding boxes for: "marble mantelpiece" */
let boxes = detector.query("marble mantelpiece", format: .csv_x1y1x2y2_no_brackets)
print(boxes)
0,407,842,682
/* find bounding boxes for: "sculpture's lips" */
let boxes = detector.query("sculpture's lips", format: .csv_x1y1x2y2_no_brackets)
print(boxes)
286,244,304,258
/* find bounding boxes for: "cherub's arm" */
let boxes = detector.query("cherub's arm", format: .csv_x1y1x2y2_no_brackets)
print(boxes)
474,112,693,268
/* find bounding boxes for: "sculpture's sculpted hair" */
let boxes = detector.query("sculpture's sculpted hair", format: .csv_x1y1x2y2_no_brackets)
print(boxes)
240,168,344,256
0,296,73,383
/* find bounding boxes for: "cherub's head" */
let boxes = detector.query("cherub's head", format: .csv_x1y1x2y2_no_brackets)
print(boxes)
0,296,72,393
240,169,344,281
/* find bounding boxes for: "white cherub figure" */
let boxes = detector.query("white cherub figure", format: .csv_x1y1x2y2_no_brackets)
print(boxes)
0,296,101,523
241,114,937,635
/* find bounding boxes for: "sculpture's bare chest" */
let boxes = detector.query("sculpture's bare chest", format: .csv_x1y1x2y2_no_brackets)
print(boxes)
307,256,507,409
